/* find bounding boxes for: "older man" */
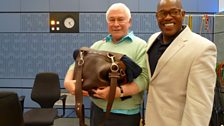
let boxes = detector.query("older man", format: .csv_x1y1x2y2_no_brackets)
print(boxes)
64,3,148,126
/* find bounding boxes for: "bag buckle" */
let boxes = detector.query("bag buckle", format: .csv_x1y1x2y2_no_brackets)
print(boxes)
78,51,85,66
107,53,119,72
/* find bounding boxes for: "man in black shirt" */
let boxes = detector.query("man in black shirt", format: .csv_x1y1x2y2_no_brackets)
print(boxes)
145,0,217,126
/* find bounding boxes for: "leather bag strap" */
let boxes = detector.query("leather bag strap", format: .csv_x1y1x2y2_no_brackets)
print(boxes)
75,51,87,126
98,54,121,126
98,71,119,126
106,71,119,116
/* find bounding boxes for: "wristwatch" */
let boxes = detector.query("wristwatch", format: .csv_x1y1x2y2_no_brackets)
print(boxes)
119,86,132,100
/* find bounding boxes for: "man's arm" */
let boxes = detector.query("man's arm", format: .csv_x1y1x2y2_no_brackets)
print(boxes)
64,65,88,96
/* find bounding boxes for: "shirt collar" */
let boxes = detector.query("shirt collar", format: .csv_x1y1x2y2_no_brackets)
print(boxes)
105,31,134,43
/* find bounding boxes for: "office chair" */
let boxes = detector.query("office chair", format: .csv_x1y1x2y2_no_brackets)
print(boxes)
23,72,67,126
0,91,24,126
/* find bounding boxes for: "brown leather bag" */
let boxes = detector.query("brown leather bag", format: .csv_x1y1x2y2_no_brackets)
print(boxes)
73,47,128,126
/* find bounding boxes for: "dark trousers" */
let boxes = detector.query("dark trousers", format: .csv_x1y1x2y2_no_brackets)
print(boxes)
90,102,141,126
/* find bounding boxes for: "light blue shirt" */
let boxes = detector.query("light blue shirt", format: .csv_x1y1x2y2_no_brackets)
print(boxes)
105,31,134,43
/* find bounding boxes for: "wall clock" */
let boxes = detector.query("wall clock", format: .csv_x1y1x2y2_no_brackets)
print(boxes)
64,17,75,29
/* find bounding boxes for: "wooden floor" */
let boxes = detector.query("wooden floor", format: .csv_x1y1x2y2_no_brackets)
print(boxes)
54,118,90,126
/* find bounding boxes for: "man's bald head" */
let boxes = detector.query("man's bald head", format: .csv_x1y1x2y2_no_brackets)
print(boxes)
157,0,183,11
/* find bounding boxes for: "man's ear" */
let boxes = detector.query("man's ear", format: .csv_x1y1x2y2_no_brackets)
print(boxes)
129,18,132,26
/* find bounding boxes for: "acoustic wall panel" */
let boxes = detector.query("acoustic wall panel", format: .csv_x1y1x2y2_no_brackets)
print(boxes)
79,13,159,34
76,33,107,45
0,0,20,12
20,13,49,32
131,13,159,34
139,0,157,12
21,0,49,12
0,13,20,32
79,0,109,12
214,14,224,33
49,0,80,11
20,79,35,88
183,0,218,13
196,0,219,13
130,14,140,33
182,0,198,12
0,33,106,79
0,79,23,88
109,0,139,12
79,13,107,33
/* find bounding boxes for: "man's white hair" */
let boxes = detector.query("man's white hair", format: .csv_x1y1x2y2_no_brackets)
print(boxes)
106,3,131,22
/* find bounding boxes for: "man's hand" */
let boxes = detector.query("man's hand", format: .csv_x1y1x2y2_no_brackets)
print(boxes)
92,86,121,100
92,87,110,100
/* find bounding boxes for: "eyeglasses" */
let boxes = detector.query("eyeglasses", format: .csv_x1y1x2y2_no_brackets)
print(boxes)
156,8,183,19
107,17,128,24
